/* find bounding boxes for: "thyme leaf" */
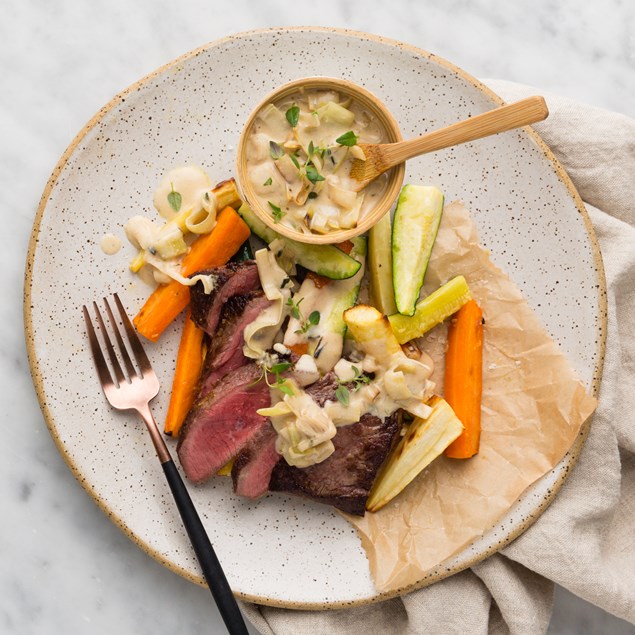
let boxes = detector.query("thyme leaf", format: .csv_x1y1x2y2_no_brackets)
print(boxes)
285,105,300,127
277,382,294,396
286,296,303,320
336,131,358,147
269,140,285,160
167,182,182,213
305,163,324,184
268,201,284,222
335,385,350,406
257,360,294,397
334,365,370,406
269,362,292,375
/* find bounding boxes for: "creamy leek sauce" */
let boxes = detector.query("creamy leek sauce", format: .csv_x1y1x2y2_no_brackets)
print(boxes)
153,165,212,221
123,165,219,288
282,275,348,373
282,237,366,373
263,346,435,468
246,89,389,235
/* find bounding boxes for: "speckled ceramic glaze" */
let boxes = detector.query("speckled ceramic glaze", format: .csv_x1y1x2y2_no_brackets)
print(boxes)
25,28,605,608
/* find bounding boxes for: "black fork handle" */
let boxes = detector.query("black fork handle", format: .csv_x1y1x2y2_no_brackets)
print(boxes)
162,460,249,635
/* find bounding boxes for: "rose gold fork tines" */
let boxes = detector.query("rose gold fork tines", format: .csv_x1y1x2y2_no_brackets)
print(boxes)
82,294,168,461
82,294,248,634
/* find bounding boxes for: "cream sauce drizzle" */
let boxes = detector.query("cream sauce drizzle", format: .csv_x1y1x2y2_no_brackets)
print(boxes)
153,165,212,221
242,248,293,360
100,233,122,255
261,349,435,468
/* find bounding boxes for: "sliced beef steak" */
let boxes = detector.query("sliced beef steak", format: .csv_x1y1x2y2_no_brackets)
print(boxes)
268,374,401,515
231,422,280,499
177,363,270,483
197,291,271,399
189,260,260,337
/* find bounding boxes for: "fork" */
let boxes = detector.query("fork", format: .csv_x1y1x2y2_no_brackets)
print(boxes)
83,294,249,635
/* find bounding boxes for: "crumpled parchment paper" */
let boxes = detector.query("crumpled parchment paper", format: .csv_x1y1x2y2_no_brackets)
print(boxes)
346,201,598,592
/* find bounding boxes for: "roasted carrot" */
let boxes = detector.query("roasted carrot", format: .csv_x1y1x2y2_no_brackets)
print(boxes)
164,310,206,436
305,271,332,289
337,239,354,255
134,206,250,341
444,299,484,459
287,342,309,356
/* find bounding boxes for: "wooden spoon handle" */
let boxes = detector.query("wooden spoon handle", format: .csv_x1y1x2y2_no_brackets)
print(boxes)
383,96,548,166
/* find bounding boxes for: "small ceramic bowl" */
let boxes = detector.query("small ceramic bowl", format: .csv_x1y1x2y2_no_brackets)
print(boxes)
236,77,405,245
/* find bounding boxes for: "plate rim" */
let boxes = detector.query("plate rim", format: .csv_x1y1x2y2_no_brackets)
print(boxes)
23,25,607,610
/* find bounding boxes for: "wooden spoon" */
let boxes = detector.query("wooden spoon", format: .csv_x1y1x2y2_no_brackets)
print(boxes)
349,96,549,184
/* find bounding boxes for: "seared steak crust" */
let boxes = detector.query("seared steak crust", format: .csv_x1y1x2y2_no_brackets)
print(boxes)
265,374,401,515
189,260,260,337
269,410,401,515
197,291,271,399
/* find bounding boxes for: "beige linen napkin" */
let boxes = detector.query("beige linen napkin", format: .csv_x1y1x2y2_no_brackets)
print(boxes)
242,80,635,634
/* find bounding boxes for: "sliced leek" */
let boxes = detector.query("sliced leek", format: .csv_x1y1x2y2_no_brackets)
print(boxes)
129,250,146,273
316,101,355,126
388,276,471,345
153,224,188,259
366,396,464,512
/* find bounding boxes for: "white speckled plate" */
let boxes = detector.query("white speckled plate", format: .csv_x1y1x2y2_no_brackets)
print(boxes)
25,28,605,608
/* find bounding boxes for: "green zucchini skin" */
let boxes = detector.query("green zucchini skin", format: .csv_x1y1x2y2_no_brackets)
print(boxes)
322,236,367,336
230,239,254,263
388,275,471,344
238,204,361,280
392,185,444,316
368,212,397,316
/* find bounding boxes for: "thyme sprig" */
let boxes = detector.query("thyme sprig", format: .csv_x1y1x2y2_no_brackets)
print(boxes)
334,365,371,406
256,361,294,396
268,201,285,223
286,297,320,334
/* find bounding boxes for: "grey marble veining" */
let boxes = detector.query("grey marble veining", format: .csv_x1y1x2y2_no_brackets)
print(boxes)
4,1,634,633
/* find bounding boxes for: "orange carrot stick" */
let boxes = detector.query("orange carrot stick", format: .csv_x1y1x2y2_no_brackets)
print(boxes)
305,271,332,289
179,206,250,277
134,206,250,341
287,342,309,357
164,310,206,436
444,299,484,459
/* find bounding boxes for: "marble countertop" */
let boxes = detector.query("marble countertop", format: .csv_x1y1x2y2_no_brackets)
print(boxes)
5,1,634,633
